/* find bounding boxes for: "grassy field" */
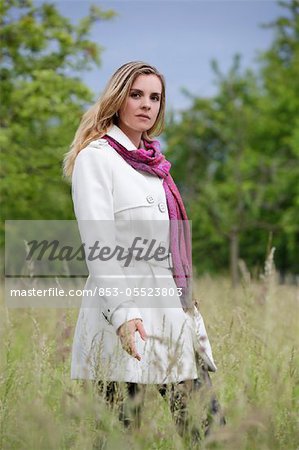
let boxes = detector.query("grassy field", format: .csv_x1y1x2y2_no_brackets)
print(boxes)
0,263,298,449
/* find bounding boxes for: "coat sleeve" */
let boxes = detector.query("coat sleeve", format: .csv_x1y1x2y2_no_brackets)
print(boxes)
72,142,143,332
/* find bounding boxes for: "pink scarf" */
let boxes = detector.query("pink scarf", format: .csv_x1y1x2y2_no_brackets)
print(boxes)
103,134,192,303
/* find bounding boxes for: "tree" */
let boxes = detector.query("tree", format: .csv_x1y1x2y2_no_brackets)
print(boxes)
164,1,299,282
0,0,115,244
166,56,273,285
255,0,299,275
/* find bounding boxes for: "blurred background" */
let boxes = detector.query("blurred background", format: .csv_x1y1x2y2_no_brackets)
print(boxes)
1,0,298,284
1,3,299,449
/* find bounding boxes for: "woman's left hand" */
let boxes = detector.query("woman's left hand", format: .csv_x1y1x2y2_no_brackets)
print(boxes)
117,318,147,361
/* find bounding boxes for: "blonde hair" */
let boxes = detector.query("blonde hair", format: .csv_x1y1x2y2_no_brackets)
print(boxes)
63,61,166,178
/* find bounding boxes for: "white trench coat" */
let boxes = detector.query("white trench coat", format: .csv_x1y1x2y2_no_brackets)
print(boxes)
70,124,215,384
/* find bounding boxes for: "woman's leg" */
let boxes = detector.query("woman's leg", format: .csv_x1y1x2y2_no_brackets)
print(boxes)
119,382,146,429
197,363,226,436
158,380,201,442
157,364,225,442
94,380,146,430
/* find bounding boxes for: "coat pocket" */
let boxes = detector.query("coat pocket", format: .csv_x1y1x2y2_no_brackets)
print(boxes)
114,200,157,263
114,197,155,221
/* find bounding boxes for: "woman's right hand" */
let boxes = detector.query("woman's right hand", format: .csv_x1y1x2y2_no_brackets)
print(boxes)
117,318,147,361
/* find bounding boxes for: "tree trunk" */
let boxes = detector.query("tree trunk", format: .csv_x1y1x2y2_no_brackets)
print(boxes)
229,228,239,287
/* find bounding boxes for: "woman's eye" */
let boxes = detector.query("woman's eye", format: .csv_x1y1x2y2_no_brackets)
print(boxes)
131,92,141,98
151,95,160,102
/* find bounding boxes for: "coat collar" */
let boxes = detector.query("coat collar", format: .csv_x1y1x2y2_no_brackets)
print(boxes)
106,124,138,151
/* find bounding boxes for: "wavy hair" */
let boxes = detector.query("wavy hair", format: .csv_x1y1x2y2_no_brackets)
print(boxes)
63,61,166,178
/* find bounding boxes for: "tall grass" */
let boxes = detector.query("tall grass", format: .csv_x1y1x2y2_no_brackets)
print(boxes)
0,260,298,449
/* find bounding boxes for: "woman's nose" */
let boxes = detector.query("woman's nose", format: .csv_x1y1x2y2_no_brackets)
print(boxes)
141,97,151,109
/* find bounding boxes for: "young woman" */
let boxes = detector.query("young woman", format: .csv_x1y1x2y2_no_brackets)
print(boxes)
63,61,224,440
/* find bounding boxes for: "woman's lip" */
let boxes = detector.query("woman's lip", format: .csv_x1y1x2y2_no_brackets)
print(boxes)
137,115,150,120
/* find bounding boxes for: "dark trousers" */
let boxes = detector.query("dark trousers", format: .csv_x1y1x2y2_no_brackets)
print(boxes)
94,363,225,442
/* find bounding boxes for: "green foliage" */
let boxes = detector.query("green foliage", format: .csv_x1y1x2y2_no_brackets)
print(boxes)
0,0,116,243
165,1,299,278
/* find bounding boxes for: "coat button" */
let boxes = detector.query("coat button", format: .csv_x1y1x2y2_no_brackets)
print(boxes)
146,195,154,204
158,202,166,213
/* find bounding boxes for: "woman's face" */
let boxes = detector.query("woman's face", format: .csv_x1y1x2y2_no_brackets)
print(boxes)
118,74,162,136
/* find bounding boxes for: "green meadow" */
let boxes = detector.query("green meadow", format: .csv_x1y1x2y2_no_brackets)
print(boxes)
1,263,298,449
